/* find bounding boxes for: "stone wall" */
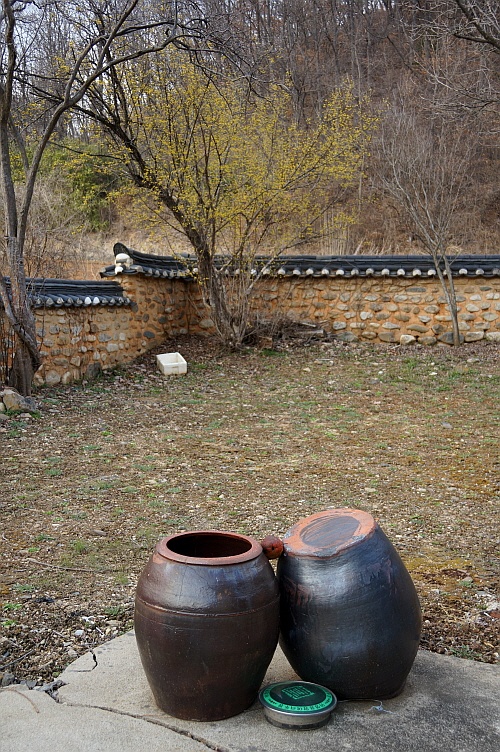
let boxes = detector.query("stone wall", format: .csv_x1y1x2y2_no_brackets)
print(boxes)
117,274,214,339
249,276,500,345
119,272,500,346
2,269,499,386
34,306,137,386
0,277,194,386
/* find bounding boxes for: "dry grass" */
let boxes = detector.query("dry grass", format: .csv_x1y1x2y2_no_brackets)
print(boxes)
0,336,498,684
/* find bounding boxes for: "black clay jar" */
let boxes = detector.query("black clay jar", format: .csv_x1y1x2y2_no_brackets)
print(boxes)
135,530,280,721
277,508,422,700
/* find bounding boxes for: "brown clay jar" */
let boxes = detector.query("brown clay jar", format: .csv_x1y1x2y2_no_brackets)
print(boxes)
135,530,280,720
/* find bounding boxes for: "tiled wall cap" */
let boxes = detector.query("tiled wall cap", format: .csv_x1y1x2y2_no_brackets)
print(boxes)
0,278,132,309
106,244,500,280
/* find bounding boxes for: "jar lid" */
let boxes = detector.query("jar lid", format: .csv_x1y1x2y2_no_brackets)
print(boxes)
283,508,376,558
259,681,337,729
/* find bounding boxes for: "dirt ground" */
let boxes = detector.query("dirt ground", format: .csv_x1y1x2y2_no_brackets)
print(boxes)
1,336,499,686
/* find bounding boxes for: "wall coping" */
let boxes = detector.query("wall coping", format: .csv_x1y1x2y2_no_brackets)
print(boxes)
1,278,131,309
102,242,500,280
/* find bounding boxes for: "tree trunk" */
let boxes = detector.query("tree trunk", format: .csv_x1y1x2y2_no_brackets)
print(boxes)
1,238,41,394
8,337,37,395
443,256,462,346
435,258,462,346
197,248,243,347
153,186,247,348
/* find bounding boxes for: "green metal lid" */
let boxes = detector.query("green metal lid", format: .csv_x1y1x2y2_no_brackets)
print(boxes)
259,681,337,729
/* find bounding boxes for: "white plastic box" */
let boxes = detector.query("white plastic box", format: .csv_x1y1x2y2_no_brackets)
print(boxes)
156,352,187,376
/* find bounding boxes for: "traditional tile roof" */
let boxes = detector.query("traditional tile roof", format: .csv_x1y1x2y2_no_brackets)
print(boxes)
1,278,131,308
101,243,197,278
102,243,500,279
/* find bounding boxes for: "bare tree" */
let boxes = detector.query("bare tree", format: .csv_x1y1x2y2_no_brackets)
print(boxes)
450,0,500,52
413,1,499,125
212,1,500,253
0,0,210,395
375,87,475,345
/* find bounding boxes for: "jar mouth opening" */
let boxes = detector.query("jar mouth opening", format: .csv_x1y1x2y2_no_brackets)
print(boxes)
157,531,261,565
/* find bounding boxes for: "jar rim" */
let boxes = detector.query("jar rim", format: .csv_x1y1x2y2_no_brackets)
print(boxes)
283,508,376,558
156,530,263,565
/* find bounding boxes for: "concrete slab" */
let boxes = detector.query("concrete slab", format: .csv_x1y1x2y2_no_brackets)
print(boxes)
57,631,499,752
0,682,207,752
2,631,498,752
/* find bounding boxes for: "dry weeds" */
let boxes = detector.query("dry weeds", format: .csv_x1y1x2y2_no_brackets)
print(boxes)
0,337,498,685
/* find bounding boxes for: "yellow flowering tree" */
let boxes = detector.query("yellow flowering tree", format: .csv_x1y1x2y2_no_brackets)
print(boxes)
83,54,373,345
